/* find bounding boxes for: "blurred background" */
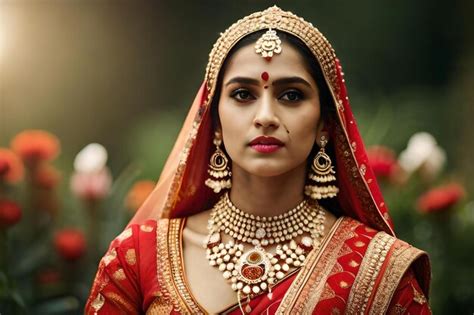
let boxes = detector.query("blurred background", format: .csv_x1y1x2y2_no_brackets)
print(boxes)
0,0,473,313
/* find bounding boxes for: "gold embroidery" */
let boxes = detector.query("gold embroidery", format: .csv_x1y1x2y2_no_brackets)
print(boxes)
349,259,359,267
334,124,394,235
346,232,395,314
146,295,174,314
156,219,205,313
91,293,105,313
339,280,349,289
412,283,427,305
141,224,154,232
354,240,366,247
392,303,406,315
369,242,428,315
125,249,136,265
168,219,206,314
331,307,342,315
102,248,117,266
113,268,126,281
103,292,138,314
117,228,132,242
156,219,181,312
277,217,352,314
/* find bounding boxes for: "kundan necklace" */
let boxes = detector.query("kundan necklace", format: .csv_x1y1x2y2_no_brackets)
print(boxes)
204,192,326,312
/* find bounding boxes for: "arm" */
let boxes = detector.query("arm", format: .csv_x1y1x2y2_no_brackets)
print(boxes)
387,268,431,315
85,226,142,314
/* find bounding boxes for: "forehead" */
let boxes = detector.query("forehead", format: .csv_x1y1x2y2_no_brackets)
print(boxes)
222,41,315,83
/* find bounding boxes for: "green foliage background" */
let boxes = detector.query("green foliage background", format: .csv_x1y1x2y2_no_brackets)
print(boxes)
1,0,473,314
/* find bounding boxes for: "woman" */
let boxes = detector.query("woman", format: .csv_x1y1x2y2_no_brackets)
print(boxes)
86,6,431,314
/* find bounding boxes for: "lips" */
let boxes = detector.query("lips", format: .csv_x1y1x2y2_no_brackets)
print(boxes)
249,136,284,146
249,136,284,153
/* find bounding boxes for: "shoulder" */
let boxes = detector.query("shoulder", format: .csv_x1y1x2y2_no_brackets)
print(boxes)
339,217,430,313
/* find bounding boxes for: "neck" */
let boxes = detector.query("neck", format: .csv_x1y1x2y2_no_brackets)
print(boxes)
228,162,307,217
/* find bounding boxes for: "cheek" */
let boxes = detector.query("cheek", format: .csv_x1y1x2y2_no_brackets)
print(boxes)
218,100,248,154
288,106,321,143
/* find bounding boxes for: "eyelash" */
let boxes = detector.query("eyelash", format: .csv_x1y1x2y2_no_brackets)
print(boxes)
230,88,304,103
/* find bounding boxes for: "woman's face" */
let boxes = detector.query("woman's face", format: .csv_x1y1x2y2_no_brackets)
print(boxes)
218,41,323,177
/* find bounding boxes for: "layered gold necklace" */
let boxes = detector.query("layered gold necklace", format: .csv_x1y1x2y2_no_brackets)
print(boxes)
204,192,326,310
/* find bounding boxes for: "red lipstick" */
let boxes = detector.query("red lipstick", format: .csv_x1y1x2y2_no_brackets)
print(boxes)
249,136,284,153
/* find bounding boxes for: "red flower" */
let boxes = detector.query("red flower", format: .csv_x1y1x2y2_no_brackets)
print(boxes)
0,199,22,228
417,183,466,214
125,180,155,212
54,229,86,261
0,148,24,184
366,146,400,178
34,164,61,189
11,130,60,164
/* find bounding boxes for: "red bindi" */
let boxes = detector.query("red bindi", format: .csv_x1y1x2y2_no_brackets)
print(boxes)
264,86,268,89
261,72,269,81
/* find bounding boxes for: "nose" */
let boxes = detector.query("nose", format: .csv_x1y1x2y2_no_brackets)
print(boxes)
253,96,280,129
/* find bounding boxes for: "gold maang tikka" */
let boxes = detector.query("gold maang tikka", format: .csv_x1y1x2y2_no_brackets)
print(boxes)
254,28,282,59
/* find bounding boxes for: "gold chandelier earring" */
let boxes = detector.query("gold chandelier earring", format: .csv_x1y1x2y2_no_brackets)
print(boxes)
305,135,339,199
205,132,232,193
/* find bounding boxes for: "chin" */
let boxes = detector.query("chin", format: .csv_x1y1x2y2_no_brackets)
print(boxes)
244,162,295,178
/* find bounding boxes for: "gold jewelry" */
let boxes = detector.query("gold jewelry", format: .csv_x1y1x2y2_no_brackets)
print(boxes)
205,134,232,193
305,135,339,199
254,28,282,59
205,193,326,308
205,6,339,106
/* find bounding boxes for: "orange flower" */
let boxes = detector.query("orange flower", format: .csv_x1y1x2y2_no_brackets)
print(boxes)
125,180,155,212
11,130,60,164
0,148,24,184
34,164,61,189
366,146,400,179
54,228,86,261
0,199,22,228
417,183,466,214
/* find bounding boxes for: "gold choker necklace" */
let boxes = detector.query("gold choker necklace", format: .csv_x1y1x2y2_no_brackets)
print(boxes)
205,193,326,312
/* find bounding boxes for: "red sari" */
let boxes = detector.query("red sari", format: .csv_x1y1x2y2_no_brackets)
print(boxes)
86,6,431,314
85,217,430,314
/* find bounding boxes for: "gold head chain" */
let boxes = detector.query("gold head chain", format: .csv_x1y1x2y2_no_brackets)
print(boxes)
204,5,340,106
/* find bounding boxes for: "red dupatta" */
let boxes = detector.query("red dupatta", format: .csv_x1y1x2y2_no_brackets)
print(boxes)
129,6,394,236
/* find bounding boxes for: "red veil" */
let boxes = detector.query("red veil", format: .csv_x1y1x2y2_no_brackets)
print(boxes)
130,6,395,237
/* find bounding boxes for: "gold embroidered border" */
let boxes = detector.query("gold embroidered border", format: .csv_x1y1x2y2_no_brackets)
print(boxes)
345,231,395,315
276,217,350,314
168,219,206,314
334,124,394,234
368,242,427,315
155,219,186,313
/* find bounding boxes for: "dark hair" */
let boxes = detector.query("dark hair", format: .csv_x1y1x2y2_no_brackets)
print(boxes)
210,29,336,129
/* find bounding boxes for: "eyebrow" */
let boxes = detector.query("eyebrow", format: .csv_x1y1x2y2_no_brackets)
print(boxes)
224,76,312,88
224,77,260,87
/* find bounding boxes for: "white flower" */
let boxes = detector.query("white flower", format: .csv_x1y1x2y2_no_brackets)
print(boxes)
73,143,108,173
70,167,112,201
398,132,446,179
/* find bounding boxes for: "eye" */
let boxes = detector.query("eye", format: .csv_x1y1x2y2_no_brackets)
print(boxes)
230,88,255,102
279,90,303,102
